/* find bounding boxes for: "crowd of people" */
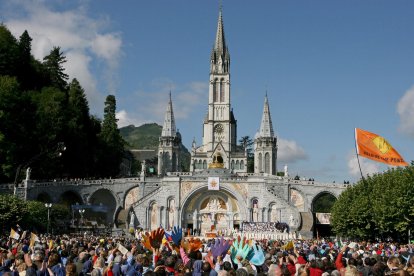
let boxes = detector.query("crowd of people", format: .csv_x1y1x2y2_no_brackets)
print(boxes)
1,226,413,276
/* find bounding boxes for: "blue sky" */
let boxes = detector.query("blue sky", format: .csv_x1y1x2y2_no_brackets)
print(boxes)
1,0,414,183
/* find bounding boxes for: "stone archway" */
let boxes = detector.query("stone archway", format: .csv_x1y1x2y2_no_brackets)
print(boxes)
89,189,117,224
180,186,246,236
311,192,337,237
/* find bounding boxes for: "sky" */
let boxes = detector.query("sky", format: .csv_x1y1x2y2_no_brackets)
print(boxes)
1,0,414,183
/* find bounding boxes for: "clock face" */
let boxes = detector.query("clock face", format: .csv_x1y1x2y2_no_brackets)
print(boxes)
214,124,224,134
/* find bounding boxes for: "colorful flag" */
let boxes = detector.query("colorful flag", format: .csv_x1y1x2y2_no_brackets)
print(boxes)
30,233,40,248
208,177,220,190
355,128,408,166
164,231,173,242
9,229,20,240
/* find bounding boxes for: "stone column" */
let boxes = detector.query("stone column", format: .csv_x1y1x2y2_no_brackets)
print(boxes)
193,210,198,231
145,207,150,230
175,207,180,228
159,206,165,228
262,208,267,222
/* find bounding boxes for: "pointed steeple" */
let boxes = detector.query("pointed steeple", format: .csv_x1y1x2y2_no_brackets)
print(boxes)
161,91,176,137
258,94,275,138
210,5,230,74
214,6,226,54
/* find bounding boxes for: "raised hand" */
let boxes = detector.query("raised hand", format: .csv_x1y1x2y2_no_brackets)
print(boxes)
149,228,165,249
246,243,265,266
141,232,152,250
171,226,183,245
210,236,231,260
230,235,251,263
182,238,203,253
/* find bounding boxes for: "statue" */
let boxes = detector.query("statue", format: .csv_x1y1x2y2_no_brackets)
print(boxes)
289,214,295,226
25,167,31,181
129,211,135,227
168,199,175,229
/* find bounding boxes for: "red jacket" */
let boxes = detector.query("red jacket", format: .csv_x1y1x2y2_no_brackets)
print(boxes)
309,267,324,276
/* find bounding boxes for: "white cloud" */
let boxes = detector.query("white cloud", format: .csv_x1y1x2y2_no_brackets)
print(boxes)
278,138,308,163
347,151,383,179
2,1,122,115
397,85,414,137
116,80,208,128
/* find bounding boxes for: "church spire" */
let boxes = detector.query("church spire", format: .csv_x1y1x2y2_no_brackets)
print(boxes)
258,95,275,138
210,5,230,74
214,6,226,54
161,91,176,137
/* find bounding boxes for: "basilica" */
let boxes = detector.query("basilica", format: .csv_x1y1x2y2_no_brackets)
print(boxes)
15,7,347,238
130,8,346,237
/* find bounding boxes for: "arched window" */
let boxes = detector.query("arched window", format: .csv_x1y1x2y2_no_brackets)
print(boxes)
203,160,207,169
265,153,270,174
235,160,240,170
258,153,263,172
214,79,219,102
231,160,235,169
220,79,225,102
240,160,245,170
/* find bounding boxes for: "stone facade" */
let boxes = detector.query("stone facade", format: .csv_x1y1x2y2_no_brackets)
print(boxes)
2,7,350,239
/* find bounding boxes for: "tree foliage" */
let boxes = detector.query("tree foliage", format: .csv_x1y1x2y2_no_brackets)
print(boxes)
239,136,254,172
0,25,126,182
0,194,28,229
331,165,414,241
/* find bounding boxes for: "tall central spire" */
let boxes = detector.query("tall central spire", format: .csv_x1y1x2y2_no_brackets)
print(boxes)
214,6,226,53
210,5,230,74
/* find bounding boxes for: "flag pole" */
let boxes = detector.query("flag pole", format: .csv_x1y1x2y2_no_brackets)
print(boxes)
354,128,365,182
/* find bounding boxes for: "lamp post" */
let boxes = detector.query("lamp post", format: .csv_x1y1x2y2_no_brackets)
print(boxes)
79,209,85,232
45,203,52,235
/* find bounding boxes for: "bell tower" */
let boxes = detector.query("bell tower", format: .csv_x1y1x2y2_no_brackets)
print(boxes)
202,6,236,156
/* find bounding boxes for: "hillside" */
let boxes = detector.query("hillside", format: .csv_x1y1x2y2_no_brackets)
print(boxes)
120,123,191,171
120,123,162,150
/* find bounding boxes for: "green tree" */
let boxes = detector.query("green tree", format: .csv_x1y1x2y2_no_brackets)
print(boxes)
0,25,19,77
43,47,68,91
239,136,254,172
331,165,414,241
0,194,28,230
63,78,94,177
98,95,125,177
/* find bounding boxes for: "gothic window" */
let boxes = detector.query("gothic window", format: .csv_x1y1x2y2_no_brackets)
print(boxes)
203,160,207,169
240,160,245,170
265,152,270,174
231,160,234,169
258,153,263,172
198,160,202,169
235,160,240,170
214,79,219,102
220,79,225,102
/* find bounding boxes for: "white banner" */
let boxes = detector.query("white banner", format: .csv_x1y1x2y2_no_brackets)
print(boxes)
208,177,220,190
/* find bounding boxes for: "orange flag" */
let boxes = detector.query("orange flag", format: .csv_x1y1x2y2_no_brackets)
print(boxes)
355,128,408,166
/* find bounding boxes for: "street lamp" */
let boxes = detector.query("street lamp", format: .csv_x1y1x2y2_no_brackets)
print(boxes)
45,203,52,235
